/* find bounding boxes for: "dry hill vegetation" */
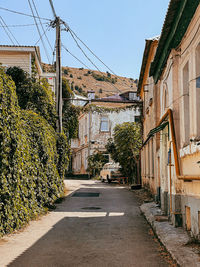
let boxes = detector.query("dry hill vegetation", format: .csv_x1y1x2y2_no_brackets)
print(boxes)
43,64,138,98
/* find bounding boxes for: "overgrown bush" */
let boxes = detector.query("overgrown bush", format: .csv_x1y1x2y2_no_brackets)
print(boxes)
106,122,142,183
0,68,68,236
6,67,57,128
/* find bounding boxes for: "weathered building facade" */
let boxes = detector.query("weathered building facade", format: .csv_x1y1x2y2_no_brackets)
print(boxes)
139,0,200,239
71,91,141,174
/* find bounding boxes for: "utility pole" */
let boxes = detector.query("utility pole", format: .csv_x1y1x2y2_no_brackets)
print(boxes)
56,16,62,133
49,0,62,133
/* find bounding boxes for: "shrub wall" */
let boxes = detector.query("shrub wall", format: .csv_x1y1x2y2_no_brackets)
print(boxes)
0,69,68,236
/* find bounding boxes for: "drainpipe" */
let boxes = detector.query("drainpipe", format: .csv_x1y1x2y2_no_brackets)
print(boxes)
159,109,200,181
168,142,172,214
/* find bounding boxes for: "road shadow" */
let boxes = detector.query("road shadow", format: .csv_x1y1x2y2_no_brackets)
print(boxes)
8,208,168,267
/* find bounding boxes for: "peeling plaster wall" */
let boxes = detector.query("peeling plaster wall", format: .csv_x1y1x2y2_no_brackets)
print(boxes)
72,107,140,174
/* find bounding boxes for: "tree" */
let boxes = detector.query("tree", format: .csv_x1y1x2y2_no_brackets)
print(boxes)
6,66,57,128
106,122,142,183
87,151,108,177
62,77,79,140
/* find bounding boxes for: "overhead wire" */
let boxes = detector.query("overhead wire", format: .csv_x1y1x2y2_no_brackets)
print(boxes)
35,24,51,45
49,0,57,18
0,16,21,45
31,0,53,52
0,6,51,21
27,0,51,64
0,22,48,28
67,28,121,93
0,16,32,67
68,27,134,90
62,43,91,69
0,17,15,45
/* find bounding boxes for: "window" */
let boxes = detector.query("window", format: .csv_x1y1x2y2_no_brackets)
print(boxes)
129,92,136,100
100,116,109,132
182,62,190,145
135,116,140,123
85,117,87,136
129,92,139,101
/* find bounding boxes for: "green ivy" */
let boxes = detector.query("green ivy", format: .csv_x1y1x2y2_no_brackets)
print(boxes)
0,68,68,236
82,104,141,114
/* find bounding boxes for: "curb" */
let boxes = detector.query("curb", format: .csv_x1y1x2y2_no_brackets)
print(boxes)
140,202,200,267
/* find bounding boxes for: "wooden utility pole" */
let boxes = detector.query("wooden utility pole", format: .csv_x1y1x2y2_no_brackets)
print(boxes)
49,0,62,133
56,16,62,133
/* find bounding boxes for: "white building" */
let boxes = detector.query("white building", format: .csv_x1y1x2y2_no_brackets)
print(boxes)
71,91,141,174
0,45,56,93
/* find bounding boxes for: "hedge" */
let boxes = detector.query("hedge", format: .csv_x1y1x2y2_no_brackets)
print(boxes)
0,69,68,236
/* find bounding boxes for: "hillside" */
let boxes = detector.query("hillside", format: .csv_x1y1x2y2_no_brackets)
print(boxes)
43,64,138,98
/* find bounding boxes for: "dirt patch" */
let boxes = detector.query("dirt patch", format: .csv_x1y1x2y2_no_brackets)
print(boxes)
131,188,154,204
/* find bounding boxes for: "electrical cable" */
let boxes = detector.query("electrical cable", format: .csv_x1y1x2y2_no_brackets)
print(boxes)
49,0,57,18
27,0,51,64
68,29,101,73
0,23,48,28
0,16,21,46
0,17,15,45
68,27,134,90
31,0,53,52
35,25,51,45
62,44,91,69
0,6,51,21
0,16,31,67
68,29,121,93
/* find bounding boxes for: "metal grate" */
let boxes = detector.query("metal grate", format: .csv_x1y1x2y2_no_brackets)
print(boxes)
72,192,100,197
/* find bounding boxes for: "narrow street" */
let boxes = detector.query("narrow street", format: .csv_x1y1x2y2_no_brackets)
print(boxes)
0,180,174,267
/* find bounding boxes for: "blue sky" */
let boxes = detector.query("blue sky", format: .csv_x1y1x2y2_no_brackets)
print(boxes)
0,0,169,79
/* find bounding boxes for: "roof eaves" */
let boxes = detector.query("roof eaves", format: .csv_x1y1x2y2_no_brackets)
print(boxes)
150,0,199,83
137,39,153,94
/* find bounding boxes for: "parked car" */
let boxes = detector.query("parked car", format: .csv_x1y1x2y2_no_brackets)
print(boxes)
100,162,122,183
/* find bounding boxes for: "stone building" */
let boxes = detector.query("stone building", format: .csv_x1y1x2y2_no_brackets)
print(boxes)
71,91,141,174
138,0,200,239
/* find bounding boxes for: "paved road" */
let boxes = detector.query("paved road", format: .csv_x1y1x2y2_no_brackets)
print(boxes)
5,180,171,267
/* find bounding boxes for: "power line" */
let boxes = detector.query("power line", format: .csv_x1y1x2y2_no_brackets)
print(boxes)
68,29,102,73
0,6,51,21
31,0,53,52
27,0,51,64
69,28,118,76
68,27,133,90
0,17,15,45
0,17,21,45
0,23,48,28
0,16,31,67
62,43,90,69
35,25,51,45
68,29,121,93
62,44,131,94
49,0,57,18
